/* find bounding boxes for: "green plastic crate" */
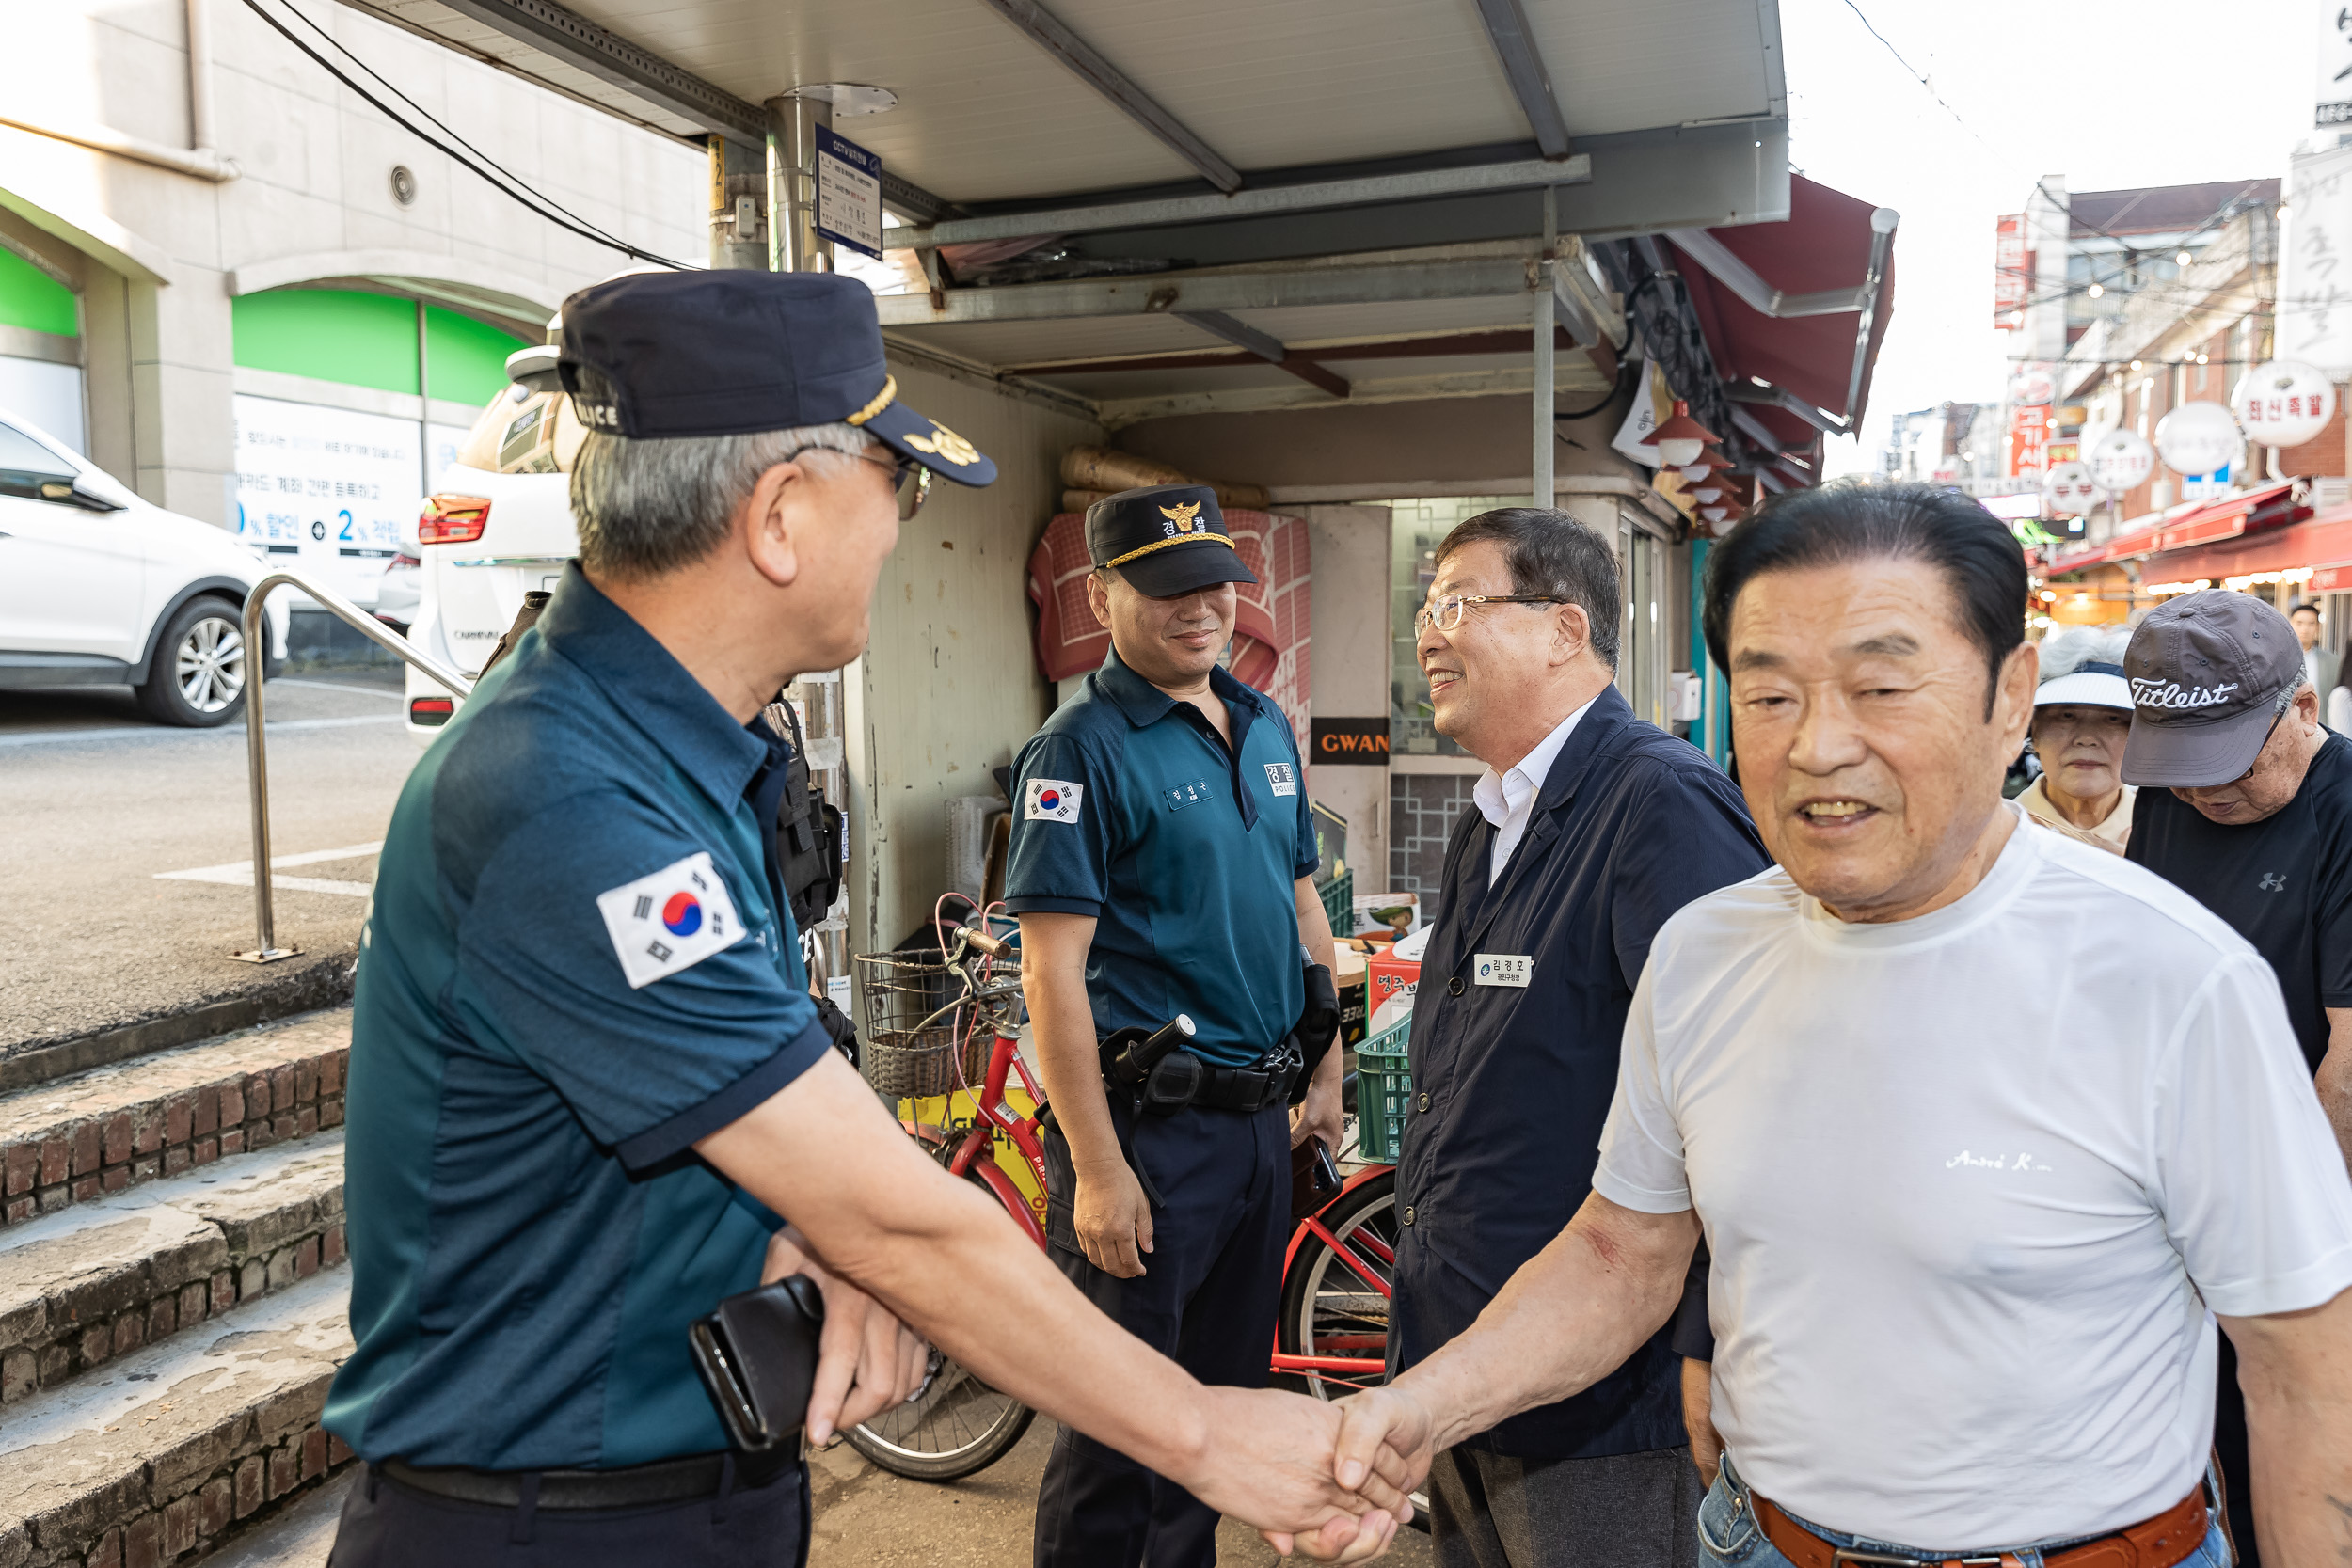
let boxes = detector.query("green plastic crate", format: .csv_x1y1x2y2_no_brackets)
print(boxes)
1353,1011,1412,1164
1318,867,1353,934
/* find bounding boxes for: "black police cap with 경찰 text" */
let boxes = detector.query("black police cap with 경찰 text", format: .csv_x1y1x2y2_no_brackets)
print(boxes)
555,270,996,486
1085,483,1259,598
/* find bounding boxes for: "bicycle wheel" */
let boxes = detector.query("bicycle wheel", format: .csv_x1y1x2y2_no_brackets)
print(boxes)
1277,1168,1398,1401
847,1153,1037,1481
845,1344,1036,1481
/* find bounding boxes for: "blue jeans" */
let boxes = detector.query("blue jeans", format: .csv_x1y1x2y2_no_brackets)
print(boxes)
1698,1457,2229,1568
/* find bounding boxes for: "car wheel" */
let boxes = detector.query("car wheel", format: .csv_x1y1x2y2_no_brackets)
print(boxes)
135,597,249,726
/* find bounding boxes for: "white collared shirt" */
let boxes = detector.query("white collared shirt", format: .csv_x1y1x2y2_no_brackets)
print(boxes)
1471,695,1598,885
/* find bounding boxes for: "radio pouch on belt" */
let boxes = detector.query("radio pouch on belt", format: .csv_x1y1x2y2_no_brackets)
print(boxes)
765,697,844,932
1288,957,1341,1106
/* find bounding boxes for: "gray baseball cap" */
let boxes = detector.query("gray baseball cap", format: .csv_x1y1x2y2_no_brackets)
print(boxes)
2120,591,2303,787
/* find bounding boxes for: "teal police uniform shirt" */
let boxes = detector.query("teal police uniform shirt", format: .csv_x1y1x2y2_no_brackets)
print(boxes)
1003,651,1320,1067
326,564,834,1470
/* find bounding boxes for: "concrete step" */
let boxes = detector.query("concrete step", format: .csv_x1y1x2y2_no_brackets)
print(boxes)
0,1011,349,1232
186,1473,349,1568
0,1134,345,1406
0,1271,355,1568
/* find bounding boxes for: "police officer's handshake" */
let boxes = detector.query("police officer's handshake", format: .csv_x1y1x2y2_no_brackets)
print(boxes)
317,269,1407,1567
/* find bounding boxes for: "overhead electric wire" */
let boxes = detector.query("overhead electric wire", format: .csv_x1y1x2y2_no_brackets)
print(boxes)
269,0,637,254
237,0,695,271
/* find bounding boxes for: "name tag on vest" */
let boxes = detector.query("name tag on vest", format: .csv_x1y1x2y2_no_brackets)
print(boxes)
1472,954,1532,988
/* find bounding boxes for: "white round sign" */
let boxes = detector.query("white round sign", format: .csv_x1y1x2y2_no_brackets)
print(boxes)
2010,363,2057,406
2088,428,2155,493
2154,401,2243,478
2042,460,2098,515
2232,359,2337,449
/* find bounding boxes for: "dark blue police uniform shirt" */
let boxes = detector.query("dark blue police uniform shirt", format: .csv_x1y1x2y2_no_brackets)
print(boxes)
1392,684,1768,1459
326,564,833,1470
1002,650,1320,1067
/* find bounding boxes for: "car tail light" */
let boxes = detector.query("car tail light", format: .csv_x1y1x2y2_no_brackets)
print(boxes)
419,495,490,546
389,553,421,569
410,697,455,726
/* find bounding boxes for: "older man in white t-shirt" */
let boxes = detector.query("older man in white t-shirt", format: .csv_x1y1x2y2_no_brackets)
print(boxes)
1308,483,2352,1568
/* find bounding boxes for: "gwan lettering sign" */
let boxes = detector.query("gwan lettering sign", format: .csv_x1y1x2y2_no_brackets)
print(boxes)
1311,719,1391,766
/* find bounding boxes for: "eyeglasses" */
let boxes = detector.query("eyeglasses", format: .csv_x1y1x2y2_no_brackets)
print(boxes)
1412,594,1570,635
787,444,933,521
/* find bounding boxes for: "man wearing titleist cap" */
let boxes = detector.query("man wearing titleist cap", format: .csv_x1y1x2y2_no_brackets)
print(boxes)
1309,484,2352,1568
1004,483,1348,1567
328,276,1404,1566
2122,588,2352,1565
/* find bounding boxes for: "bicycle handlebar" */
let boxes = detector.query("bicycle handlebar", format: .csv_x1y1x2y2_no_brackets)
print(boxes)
960,926,1015,960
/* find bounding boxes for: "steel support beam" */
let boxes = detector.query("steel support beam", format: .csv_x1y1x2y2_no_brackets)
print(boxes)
876,252,1547,327
1843,209,1899,429
900,155,1590,249
1533,187,1556,504
1728,383,1844,437
1175,310,1350,399
1662,204,1899,322
384,0,957,222
1471,0,1572,157
1009,121,1789,274
972,0,1239,192
1005,325,1588,376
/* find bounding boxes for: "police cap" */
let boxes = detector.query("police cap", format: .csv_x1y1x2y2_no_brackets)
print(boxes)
1087,484,1259,598
556,270,996,486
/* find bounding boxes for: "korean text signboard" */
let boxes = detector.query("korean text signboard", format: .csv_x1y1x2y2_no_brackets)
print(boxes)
815,126,883,260
2281,144,2352,381
1994,214,2029,328
2321,1,2352,128
230,396,441,610
2009,404,2052,477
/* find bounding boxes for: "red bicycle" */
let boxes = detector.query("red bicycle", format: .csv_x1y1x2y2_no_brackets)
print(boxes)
848,919,1406,1481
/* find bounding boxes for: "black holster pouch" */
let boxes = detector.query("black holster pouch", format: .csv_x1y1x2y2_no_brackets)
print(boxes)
1097,1026,1203,1117
1288,958,1341,1105
766,698,844,932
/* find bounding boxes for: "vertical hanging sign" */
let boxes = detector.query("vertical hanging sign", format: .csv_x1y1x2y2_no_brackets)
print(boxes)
814,126,883,260
2320,0,2352,128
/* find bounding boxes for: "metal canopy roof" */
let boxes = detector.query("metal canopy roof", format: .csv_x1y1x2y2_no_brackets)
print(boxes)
344,0,1830,438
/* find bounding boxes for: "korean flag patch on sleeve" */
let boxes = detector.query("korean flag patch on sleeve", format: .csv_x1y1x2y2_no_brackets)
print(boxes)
595,850,747,990
1024,778,1084,823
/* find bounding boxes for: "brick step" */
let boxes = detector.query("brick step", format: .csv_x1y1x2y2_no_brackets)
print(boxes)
0,1134,346,1406
0,1012,350,1231
0,1271,354,1568
187,1473,348,1568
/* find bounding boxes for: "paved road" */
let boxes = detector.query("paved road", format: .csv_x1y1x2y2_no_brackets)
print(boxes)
0,673,418,1051
807,1417,1433,1567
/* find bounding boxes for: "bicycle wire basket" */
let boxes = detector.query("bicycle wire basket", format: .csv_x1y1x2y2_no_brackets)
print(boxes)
853,948,1020,1100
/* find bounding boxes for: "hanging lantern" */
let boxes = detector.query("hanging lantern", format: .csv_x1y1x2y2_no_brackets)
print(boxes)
1653,401,1720,467
2153,401,2243,478
1687,481,1725,504
1677,450,1735,482
2231,360,2337,450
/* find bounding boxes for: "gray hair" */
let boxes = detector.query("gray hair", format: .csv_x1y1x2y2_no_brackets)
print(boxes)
1434,507,1623,671
2036,624,2132,684
569,420,869,579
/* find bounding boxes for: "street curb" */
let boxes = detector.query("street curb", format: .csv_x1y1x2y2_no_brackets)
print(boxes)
0,955,357,1094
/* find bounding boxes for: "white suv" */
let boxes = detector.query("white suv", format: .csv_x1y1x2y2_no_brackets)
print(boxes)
403,348,580,740
0,409,289,726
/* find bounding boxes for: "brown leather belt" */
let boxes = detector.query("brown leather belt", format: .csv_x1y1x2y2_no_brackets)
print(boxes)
1751,1486,2207,1568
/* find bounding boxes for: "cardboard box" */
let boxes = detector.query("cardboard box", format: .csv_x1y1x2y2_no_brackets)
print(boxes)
1366,949,1420,1024
1353,888,1421,938
1332,944,1369,1046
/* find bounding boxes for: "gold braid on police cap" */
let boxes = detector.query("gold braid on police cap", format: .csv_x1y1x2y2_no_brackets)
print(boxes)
1104,532,1238,569
844,376,897,427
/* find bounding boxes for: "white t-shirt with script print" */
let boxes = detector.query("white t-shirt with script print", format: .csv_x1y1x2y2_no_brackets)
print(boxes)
1596,804,2352,1549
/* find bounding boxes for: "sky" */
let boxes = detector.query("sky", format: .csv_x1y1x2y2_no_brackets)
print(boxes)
1783,0,2318,476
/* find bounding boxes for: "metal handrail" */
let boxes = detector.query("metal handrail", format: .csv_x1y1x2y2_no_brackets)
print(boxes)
230,568,474,963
